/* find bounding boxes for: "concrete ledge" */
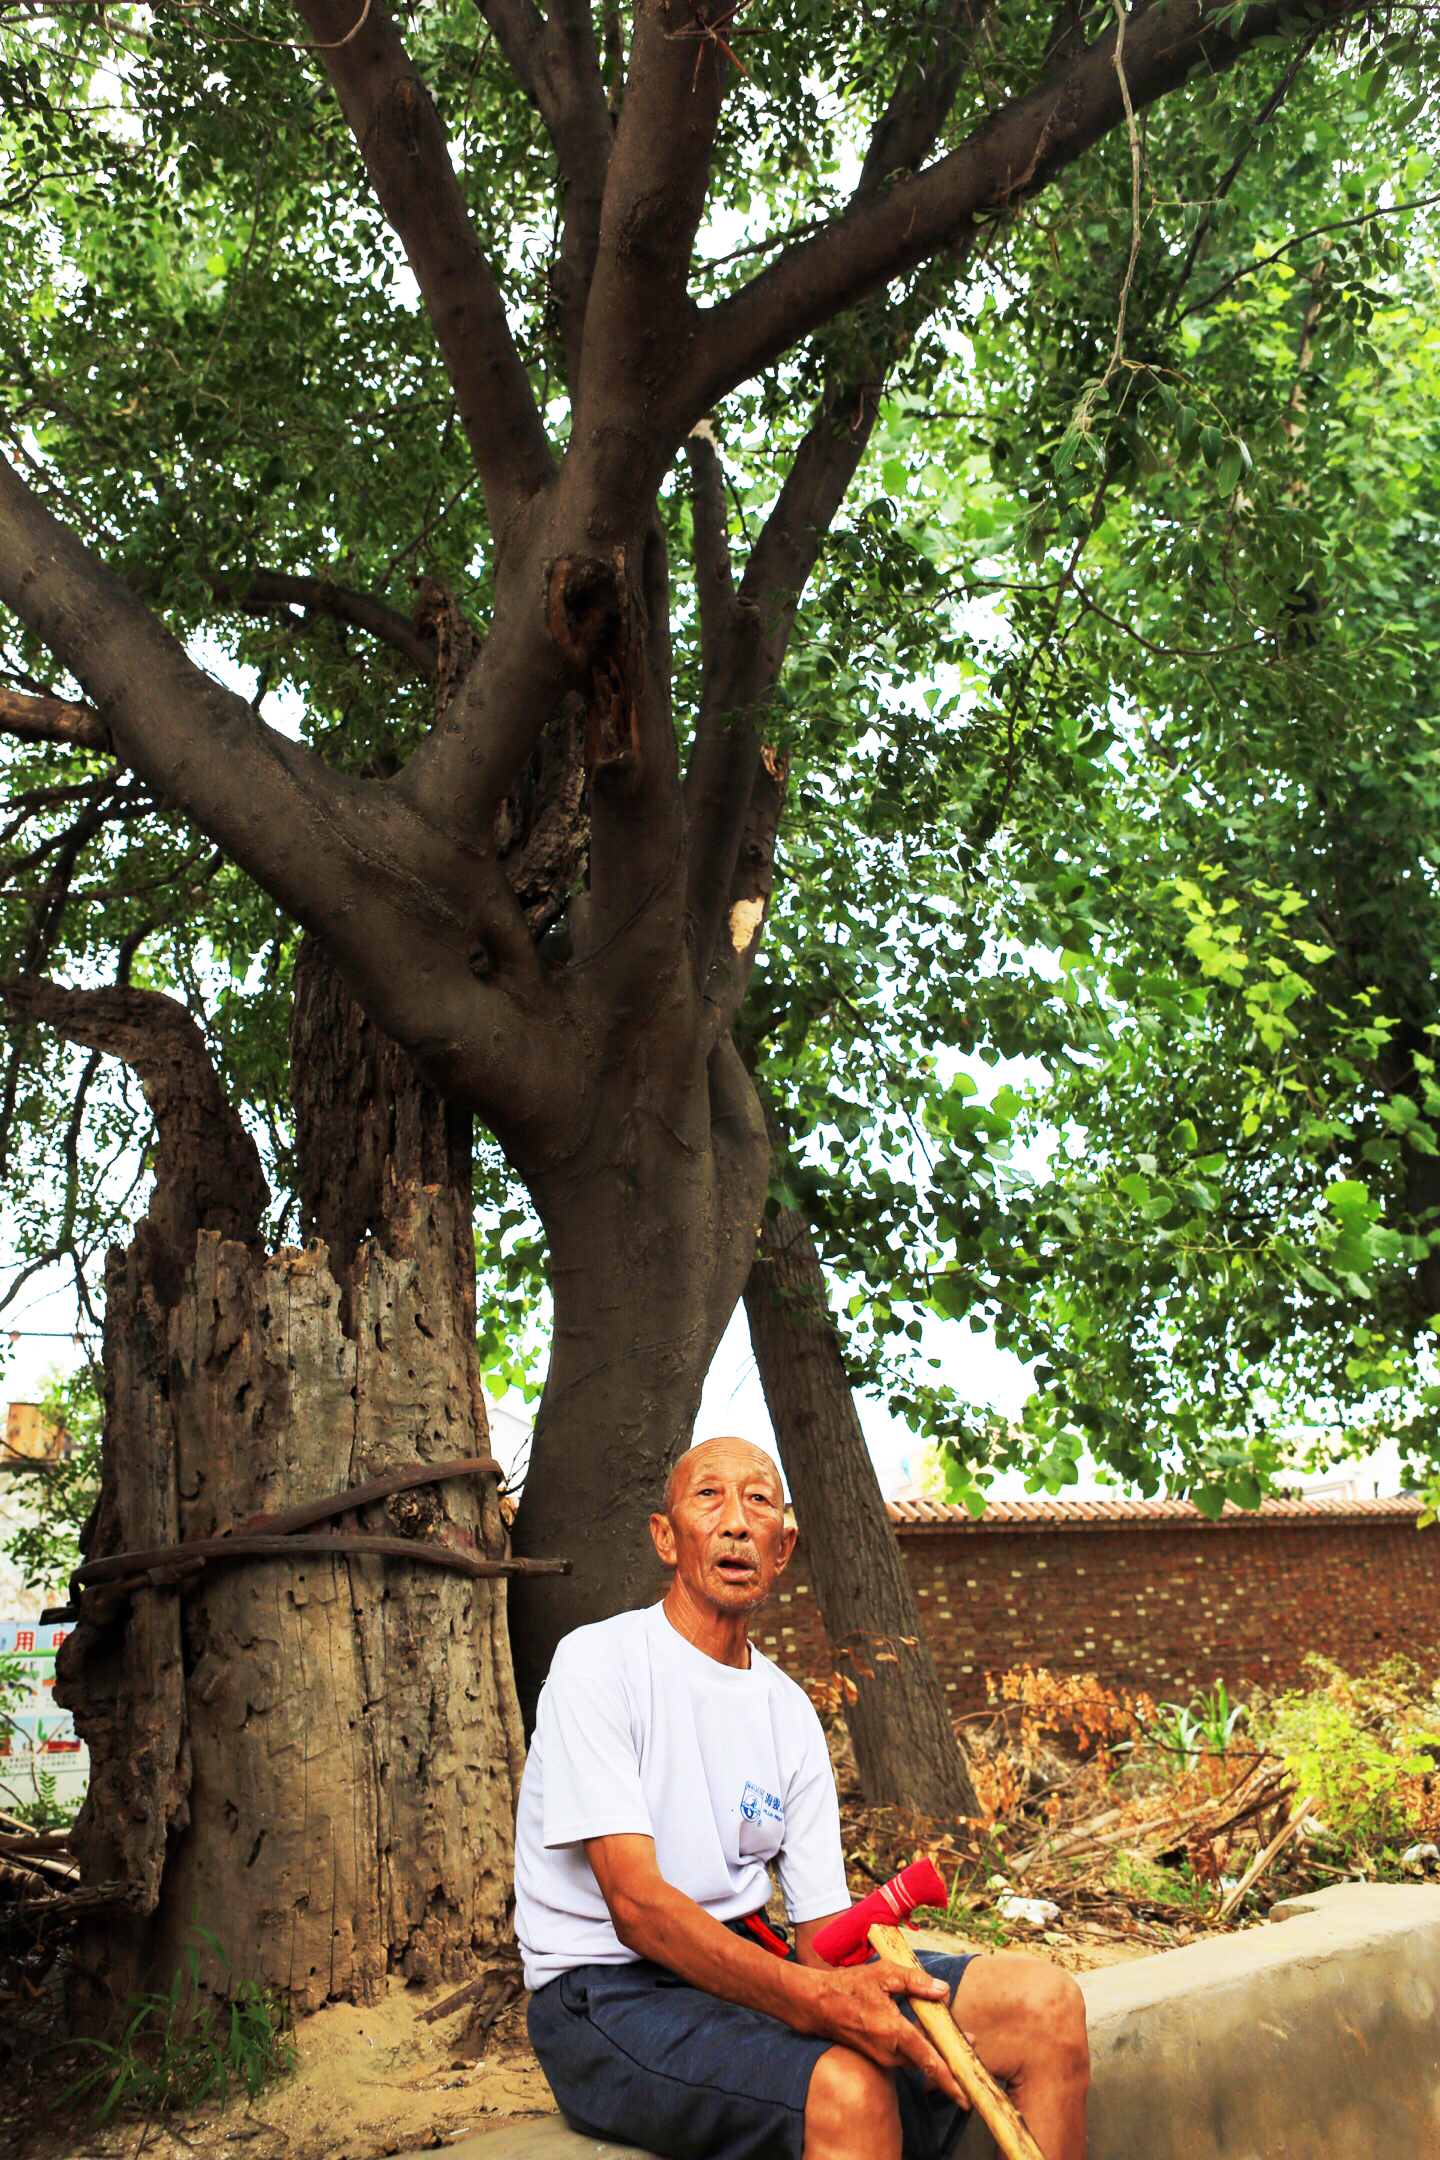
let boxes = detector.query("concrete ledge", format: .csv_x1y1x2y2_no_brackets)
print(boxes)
418,1885,1440,2160
977,1882,1440,2160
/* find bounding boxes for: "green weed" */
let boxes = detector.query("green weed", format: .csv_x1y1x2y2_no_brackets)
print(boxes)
55,1924,294,2124
957,1902,1013,1952
1147,1682,1245,1767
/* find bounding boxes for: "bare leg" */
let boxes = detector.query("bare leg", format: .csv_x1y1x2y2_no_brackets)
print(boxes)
951,1953,1089,2160
802,2044,902,2160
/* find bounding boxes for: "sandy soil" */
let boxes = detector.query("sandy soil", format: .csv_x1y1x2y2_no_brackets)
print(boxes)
25,1979,554,2160
27,1929,1153,2160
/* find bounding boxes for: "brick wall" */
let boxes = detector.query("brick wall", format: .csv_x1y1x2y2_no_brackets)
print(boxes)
751,1494,1440,1713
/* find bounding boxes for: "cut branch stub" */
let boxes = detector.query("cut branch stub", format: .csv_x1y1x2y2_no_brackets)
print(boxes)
546,552,642,778
290,935,472,1292
0,687,114,755
53,947,527,2015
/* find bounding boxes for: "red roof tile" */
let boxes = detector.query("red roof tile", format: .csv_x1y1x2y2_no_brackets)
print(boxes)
884,1493,1430,1532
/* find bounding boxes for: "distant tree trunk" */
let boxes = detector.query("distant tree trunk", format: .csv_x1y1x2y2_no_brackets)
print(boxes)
743,1204,982,1821
50,943,525,2020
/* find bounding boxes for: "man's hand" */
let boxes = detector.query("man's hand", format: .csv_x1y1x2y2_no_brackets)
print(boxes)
790,1956,968,2105
585,1834,965,2107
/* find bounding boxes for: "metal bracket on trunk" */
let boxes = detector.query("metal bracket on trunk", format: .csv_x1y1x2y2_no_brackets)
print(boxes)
42,1454,571,1624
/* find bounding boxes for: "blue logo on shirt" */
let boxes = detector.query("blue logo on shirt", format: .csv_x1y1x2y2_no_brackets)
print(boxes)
740,1780,783,1826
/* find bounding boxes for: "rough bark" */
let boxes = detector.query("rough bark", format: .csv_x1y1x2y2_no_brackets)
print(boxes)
744,1204,983,1822
56,949,525,2016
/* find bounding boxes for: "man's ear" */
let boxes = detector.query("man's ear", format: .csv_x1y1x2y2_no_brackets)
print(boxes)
650,1511,677,1567
773,1522,798,1573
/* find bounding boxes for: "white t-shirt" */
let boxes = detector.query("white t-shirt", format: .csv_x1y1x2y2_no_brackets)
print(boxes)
514,1603,850,1991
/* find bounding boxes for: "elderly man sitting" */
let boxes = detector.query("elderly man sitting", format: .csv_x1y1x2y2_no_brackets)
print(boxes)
515,1436,1089,2160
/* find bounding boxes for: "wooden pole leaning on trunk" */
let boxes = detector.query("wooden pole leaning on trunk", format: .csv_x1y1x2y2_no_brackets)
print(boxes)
868,1924,1047,2160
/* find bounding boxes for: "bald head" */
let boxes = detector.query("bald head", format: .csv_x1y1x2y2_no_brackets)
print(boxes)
664,1436,782,1519
651,1436,794,1628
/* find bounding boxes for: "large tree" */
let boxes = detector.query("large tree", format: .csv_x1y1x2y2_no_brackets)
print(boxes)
0,0,1387,2000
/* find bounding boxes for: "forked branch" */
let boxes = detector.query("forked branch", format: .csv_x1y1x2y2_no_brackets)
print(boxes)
0,449,536,1073
686,0,1360,417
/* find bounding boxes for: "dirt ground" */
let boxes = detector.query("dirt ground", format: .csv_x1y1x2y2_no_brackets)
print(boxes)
18,1925,1151,2160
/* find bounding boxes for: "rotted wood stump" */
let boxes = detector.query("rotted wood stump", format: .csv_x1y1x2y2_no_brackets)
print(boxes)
54,945,527,2018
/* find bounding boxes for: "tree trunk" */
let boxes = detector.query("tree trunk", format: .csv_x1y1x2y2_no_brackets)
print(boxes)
58,944,525,2019
743,1204,982,1821
508,1030,769,1726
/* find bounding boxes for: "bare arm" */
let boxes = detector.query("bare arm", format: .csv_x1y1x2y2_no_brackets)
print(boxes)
584,1833,965,2103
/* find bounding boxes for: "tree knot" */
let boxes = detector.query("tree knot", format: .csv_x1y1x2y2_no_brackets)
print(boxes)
545,553,642,781
386,1483,444,1540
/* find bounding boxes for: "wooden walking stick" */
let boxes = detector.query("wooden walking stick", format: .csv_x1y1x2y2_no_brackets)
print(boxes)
868,1923,1048,2160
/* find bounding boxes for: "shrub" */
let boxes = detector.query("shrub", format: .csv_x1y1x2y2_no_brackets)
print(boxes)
1250,1655,1440,1852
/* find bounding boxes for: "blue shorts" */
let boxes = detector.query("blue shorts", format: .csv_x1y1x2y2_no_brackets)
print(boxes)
527,1949,977,2160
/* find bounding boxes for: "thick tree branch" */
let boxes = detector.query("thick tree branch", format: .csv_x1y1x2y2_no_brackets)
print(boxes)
567,0,728,514
475,0,613,379
0,687,112,755
683,0,984,979
0,450,560,1117
685,424,737,677
687,277,957,994
201,572,438,676
857,0,985,196
293,0,554,533
684,364,884,978
685,0,1360,416
0,577,436,763
702,737,788,1039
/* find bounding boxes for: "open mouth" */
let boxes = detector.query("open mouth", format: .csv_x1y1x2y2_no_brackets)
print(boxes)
715,1554,757,1583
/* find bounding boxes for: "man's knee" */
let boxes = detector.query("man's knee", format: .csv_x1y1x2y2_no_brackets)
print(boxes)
957,1952,1090,2087
1024,1961,1089,2080
1005,1959,1090,2089
803,2046,899,2160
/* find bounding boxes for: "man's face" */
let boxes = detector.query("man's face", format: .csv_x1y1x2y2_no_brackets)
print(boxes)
650,1440,795,1615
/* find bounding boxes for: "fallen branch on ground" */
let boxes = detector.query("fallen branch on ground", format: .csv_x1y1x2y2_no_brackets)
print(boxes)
1216,1795,1315,1920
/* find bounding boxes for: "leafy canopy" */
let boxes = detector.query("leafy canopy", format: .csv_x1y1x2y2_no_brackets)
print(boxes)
2,0,1436,1521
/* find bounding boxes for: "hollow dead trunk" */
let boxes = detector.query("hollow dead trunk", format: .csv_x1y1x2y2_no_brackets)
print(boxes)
57,944,525,2019
743,1203,982,1822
